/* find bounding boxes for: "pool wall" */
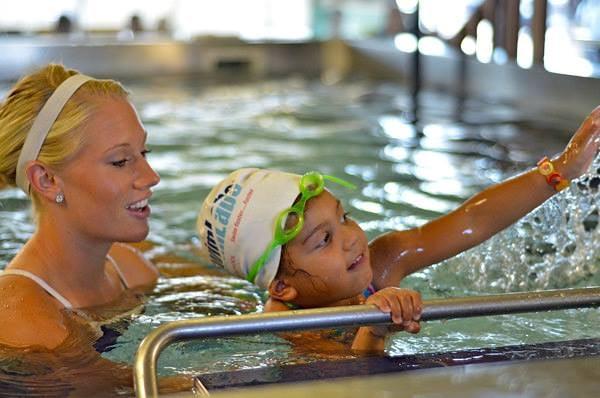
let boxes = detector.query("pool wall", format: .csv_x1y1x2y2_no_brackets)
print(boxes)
198,338,600,391
1,37,598,122
0,38,322,81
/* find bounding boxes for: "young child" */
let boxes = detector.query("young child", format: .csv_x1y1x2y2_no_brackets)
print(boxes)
197,106,600,352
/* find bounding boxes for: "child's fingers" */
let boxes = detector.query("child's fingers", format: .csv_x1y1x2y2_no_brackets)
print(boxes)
402,320,421,334
397,293,414,324
368,288,423,331
367,294,391,313
386,292,405,324
409,291,422,321
368,291,404,324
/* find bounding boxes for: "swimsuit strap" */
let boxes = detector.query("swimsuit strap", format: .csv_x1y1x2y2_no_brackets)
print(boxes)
0,268,73,309
105,254,131,289
0,254,128,309
110,242,158,289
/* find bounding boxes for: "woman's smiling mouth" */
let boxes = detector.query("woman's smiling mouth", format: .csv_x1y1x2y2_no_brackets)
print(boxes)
126,198,151,218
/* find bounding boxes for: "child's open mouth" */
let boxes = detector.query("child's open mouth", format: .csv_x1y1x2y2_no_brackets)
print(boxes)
348,253,364,271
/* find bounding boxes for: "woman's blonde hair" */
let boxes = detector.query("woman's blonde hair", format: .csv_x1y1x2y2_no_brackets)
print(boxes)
0,64,129,215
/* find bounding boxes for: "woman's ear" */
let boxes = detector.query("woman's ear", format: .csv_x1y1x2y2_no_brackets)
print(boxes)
268,278,298,302
26,161,62,202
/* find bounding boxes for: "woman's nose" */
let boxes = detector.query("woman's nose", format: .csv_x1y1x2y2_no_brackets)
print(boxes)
134,158,160,190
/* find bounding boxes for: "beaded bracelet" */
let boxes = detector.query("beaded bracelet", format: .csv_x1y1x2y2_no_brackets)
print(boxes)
537,156,569,192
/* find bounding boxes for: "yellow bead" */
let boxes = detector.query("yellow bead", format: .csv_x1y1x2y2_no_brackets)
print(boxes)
538,161,554,176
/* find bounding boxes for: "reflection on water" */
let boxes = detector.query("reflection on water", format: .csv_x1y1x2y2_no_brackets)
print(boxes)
0,77,598,392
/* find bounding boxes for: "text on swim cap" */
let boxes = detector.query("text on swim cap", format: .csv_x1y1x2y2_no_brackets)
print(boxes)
204,183,242,267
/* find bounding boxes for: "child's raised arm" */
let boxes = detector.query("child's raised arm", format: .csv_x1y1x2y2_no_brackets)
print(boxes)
370,106,600,289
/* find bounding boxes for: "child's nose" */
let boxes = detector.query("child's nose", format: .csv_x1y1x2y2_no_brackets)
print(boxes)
342,227,359,251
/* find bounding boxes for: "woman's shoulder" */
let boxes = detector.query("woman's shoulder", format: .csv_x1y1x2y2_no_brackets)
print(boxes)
108,242,159,288
0,273,69,349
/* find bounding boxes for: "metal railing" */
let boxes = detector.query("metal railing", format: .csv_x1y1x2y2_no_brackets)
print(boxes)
134,286,600,397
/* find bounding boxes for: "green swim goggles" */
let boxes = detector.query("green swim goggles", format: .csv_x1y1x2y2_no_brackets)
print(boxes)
246,171,356,284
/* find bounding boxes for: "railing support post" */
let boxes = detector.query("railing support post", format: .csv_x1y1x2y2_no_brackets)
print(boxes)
532,0,548,64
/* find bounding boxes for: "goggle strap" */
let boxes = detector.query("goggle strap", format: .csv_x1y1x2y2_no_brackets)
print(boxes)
247,240,278,283
323,174,356,190
246,257,263,283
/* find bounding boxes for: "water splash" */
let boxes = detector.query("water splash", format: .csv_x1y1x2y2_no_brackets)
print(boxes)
423,155,600,295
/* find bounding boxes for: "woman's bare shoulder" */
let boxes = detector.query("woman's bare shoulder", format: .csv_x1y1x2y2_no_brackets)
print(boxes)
0,275,69,349
108,242,159,288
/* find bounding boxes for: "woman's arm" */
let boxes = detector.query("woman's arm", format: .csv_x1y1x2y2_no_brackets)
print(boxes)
371,106,600,288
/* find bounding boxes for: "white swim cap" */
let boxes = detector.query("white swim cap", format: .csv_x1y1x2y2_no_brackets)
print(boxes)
197,168,301,290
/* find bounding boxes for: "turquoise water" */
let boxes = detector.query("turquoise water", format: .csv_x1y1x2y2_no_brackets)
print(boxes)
0,77,598,381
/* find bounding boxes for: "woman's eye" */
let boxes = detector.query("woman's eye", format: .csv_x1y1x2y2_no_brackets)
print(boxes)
141,149,152,158
342,212,351,223
111,158,129,167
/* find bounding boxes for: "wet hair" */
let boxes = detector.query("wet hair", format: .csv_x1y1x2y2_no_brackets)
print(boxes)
276,245,327,295
0,64,128,217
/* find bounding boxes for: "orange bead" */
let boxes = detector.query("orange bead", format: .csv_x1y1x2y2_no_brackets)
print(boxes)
554,179,570,192
548,173,562,185
537,156,569,192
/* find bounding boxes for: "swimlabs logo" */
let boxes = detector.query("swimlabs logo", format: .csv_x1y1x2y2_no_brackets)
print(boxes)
203,183,242,267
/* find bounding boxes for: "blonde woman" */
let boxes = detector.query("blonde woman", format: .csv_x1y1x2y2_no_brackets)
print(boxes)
0,64,160,350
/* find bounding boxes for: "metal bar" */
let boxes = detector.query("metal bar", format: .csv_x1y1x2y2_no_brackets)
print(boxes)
492,0,505,51
410,2,421,124
135,287,600,397
532,0,548,64
504,0,520,60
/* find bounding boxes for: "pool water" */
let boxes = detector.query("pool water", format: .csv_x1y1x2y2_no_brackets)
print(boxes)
0,76,598,393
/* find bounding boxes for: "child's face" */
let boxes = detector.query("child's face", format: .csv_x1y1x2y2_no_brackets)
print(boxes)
282,190,372,307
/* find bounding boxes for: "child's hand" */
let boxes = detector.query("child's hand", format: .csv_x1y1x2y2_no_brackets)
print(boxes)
352,287,422,352
556,106,600,181
366,287,422,335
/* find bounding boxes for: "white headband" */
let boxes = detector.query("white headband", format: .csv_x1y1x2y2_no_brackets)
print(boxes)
15,74,92,194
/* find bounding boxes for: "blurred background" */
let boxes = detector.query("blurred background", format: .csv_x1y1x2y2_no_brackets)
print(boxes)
0,0,599,77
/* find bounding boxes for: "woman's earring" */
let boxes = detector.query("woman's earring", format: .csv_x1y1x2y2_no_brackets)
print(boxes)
55,192,64,204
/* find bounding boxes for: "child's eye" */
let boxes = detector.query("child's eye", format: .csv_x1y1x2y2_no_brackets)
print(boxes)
315,232,331,249
342,212,351,223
